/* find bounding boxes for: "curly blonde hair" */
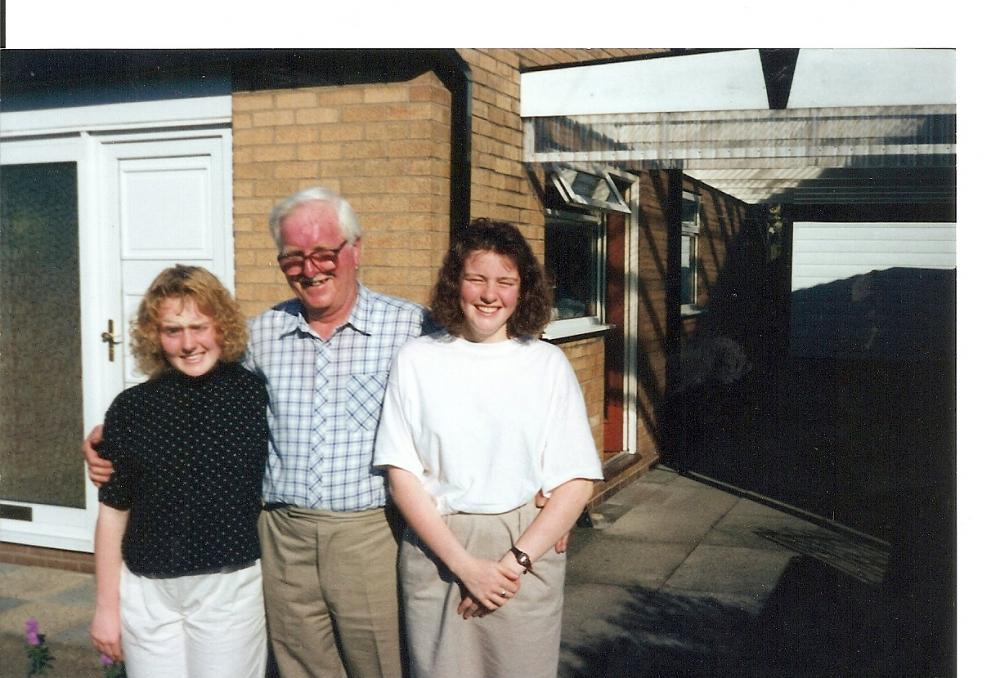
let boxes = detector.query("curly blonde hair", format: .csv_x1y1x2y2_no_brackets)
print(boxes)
131,265,248,377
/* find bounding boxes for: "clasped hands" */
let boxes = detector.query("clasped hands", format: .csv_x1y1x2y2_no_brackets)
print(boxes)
455,492,570,620
455,548,524,619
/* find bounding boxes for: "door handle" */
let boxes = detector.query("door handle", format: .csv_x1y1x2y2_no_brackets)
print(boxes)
100,319,123,362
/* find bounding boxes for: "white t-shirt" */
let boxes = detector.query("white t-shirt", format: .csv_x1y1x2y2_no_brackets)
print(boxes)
374,333,603,515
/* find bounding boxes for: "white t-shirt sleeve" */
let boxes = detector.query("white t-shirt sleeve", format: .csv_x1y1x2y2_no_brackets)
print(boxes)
538,350,604,494
373,350,425,479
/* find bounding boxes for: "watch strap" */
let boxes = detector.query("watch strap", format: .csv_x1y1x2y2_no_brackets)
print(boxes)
509,545,532,571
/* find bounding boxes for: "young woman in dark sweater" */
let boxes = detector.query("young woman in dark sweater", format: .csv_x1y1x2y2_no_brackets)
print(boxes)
89,265,268,678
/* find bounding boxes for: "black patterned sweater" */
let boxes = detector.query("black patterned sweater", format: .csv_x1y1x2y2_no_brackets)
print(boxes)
99,361,268,577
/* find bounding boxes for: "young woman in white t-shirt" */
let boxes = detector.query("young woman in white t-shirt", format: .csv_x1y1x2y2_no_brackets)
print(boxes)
374,219,603,678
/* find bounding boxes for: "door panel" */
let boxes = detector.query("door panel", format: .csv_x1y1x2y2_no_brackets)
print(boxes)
119,157,214,257
105,136,231,391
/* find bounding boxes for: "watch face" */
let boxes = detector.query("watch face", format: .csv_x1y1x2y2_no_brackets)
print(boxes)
512,547,531,569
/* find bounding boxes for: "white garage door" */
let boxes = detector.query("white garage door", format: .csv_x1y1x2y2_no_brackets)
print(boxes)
790,222,956,360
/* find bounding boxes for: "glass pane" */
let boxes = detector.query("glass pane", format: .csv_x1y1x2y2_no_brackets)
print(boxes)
1,162,85,508
545,219,601,320
682,193,700,229
681,234,696,305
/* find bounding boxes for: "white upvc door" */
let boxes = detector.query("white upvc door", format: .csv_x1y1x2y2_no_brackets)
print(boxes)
1,135,104,551
1,115,232,552
100,132,234,392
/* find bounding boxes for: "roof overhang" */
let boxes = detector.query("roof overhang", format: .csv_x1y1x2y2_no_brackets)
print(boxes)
521,49,956,208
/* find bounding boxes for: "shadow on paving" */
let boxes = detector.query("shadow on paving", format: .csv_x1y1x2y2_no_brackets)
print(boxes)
561,555,952,678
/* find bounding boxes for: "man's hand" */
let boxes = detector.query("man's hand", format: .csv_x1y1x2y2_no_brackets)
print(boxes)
535,491,571,553
83,425,113,486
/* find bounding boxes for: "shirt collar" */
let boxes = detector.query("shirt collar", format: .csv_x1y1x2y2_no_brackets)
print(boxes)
344,284,375,336
277,284,373,339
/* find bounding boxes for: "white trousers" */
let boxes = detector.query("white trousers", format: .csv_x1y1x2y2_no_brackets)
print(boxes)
119,561,267,678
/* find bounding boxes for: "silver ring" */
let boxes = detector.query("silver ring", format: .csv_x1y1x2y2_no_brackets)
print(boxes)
500,589,509,598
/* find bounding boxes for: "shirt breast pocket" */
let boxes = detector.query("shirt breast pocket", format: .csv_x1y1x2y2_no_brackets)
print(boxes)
346,371,389,432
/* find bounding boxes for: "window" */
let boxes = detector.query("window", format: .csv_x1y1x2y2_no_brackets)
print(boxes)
545,210,604,321
543,167,635,330
550,167,630,214
680,191,700,309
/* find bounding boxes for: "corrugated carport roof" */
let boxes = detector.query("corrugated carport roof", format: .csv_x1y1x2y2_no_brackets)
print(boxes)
521,49,955,207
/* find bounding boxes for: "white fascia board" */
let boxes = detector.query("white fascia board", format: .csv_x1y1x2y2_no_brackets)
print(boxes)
0,96,232,137
521,50,769,117
787,49,955,108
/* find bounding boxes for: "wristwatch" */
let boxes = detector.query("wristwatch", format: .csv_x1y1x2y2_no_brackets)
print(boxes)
509,545,532,572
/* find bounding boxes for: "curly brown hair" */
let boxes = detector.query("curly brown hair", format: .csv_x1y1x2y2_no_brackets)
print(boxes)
131,265,248,377
430,219,553,339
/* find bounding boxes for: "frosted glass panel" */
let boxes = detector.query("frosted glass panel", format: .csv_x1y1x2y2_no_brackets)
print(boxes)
0,162,85,508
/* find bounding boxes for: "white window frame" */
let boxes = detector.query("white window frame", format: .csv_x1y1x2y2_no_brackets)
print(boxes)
543,208,607,330
680,190,702,315
550,166,631,214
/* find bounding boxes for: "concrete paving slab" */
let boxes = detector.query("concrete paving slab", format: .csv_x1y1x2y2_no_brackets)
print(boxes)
604,468,681,504
622,476,740,516
0,598,92,642
639,467,678,485
45,582,96,607
654,587,769,616
663,544,797,596
618,473,725,508
0,566,89,600
55,619,93,647
0,633,104,678
702,501,823,551
559,581,757,678
724,495,802,518
752,524,889,585
0,596,23,614
560,582,649,646
566,536,692,588
603,497,733,543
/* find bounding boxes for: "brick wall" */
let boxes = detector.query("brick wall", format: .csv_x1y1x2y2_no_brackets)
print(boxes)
0,542,94,573
557,337,606,448
231,71,453,315
635,171,673,461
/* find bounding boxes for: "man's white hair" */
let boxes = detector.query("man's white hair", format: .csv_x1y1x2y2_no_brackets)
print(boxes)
268,186,362,251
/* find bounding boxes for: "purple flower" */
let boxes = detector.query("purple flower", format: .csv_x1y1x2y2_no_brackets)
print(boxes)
100,653,115,667
26,630,40,646
25,617,39,635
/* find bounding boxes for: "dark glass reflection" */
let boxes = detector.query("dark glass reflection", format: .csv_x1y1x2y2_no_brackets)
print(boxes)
1,162,85,508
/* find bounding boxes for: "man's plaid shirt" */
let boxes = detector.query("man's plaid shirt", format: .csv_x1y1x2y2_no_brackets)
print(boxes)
245,285,427,511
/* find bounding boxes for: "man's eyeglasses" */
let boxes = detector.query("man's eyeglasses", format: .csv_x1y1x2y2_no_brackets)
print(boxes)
276,240,349,276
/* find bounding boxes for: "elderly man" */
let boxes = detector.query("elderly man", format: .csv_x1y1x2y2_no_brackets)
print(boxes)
84,187,427,678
